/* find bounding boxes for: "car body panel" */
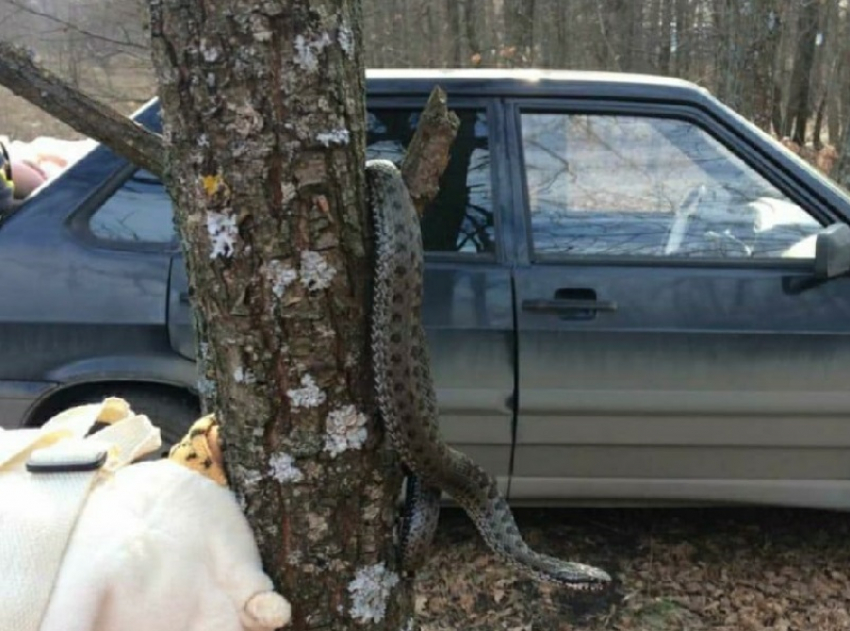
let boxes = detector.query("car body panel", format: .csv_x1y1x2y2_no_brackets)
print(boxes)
421,262,514,491
0,381,56,429
168,255,194,361
503,94,850,504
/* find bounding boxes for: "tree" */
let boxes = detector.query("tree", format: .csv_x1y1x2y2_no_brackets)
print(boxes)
835,110,850,191
504,0,536,66
749,0,782,132
148,1,420,628
785,0,821,142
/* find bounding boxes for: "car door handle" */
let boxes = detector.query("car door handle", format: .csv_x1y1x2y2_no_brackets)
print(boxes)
179,291,191,304
521,298,618,314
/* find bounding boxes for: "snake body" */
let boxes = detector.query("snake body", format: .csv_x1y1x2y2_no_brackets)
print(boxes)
366,160,611,590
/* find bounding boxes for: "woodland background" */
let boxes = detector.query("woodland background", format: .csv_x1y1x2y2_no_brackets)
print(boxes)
1,0,847,160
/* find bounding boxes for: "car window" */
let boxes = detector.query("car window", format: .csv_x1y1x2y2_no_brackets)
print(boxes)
367,109,494,255
89,108,495,252
520,113,821,260
89,169,176,243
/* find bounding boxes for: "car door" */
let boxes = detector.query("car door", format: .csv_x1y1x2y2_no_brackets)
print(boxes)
508,99,850,508
368,103,514,489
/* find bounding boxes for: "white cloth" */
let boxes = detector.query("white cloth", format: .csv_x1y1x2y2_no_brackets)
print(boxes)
40,460,290,631
0,399,290,631
0,399,150,631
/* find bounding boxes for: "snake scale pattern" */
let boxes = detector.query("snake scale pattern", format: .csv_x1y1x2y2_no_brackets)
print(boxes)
366,160,611,591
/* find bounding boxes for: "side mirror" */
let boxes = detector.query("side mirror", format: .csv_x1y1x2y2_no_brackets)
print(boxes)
814,223,850,279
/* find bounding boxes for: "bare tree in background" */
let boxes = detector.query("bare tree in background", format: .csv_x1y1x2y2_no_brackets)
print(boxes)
785,0,821,143
6,0,850,156
504,0,535,66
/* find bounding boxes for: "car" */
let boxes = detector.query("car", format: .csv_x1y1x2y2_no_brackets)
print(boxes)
5,68,850,509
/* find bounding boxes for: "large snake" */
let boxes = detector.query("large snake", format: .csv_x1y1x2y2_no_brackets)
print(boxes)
366,160,611,591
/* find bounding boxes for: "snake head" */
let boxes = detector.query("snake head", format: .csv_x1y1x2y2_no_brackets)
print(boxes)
557,563,612,591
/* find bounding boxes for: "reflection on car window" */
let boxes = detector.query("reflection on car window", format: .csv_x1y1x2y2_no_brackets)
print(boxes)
90,109,494,254
89,169,175,243
367,109,494,254
521,113,821,260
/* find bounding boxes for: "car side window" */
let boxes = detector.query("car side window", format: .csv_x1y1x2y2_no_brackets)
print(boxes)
367,108,494,255
89,169,176,243
520,113,821,260
89,109,494,253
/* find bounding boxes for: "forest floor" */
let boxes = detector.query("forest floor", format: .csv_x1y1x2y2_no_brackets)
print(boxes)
414,507,850,631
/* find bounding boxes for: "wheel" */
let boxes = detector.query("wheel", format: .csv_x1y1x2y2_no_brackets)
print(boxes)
36,386,200,457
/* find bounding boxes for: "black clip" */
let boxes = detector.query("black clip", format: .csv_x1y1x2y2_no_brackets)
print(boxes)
27,449,107,473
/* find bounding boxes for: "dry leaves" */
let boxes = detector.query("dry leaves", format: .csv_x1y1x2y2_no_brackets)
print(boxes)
414,507,850,631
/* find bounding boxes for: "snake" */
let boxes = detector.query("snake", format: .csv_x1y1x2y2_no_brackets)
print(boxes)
366,160,611,591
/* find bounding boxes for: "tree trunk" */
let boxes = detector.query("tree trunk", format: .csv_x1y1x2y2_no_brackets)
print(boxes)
673,0,692,76
828,75,841,145
148,1,413,629
461,0,481,64
834,101,850,191
601,0,641,72
785,0,820,142
504,0,535,66
658,0,673,75
711,0,740,111
750,0,782,131
445,0,462,66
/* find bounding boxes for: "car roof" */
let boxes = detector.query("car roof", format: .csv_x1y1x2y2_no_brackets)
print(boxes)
129,69,710,125
364,68,710,101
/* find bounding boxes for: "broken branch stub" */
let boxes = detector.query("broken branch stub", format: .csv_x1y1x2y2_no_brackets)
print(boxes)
400,86,461,218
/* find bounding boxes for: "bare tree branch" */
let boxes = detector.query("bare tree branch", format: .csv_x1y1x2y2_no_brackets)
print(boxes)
3,0,148,52
0,42,164,178
401,86,460,217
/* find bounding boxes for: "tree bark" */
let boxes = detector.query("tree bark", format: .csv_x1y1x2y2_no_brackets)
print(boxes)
0,41,163,176
148,1,413,629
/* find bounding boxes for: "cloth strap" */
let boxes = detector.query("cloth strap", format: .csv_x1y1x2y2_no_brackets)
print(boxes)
0,398,161,631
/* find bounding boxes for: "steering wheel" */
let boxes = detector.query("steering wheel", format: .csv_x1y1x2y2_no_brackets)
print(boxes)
664,184,706,255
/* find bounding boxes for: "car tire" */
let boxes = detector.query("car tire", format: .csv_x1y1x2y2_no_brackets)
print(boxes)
46,386,201,456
